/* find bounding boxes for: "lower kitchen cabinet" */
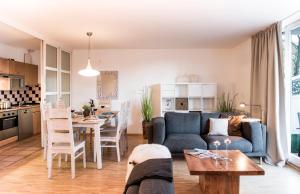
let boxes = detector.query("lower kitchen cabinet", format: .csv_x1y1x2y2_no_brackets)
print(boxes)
32,107,41,135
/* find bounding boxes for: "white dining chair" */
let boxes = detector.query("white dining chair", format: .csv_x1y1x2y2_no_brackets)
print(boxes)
42,102,52,161
119,100,130,155
99,102,126,162
42,100,67,161
47,107,86,179
123,101,130,152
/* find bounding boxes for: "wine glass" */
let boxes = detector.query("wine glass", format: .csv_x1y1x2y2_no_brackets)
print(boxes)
213,140,221,156
213,140,221,166
224,138,232,160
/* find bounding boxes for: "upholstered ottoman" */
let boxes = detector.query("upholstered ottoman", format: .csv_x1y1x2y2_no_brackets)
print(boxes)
126,144,171,181
124,144,174,194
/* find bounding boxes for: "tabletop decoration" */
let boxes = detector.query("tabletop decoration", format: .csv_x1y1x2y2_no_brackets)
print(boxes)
213,140,221,159
224,138,232,160
82,104,92,117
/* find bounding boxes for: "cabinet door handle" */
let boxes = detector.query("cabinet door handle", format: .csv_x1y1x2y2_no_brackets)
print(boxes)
3,117,17,121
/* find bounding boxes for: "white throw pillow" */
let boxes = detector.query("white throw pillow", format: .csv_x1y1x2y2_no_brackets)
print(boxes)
209,118,229,136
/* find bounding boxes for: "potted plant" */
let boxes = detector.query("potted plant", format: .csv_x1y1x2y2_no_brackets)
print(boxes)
217,92,238,117
82,104,92,117
141,91,153,139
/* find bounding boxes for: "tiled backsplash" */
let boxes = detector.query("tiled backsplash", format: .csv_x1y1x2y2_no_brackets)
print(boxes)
0,85,41,105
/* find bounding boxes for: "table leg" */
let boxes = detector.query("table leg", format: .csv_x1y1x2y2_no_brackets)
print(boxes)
199,174,239,194
94,126,102,169
93,137,96,162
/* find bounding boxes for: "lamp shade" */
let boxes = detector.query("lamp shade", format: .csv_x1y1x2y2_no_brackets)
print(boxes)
239,102,246,108
78,59,100,77
78,32,100,77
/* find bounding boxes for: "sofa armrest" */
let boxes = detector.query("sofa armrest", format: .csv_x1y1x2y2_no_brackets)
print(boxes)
150,117,166,144
261,124,267,155
241,122,266,154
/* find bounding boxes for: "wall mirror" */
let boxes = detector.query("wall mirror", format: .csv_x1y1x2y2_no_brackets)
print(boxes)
97,71,118,99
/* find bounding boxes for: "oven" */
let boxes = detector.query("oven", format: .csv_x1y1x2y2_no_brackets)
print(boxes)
0,110,18,142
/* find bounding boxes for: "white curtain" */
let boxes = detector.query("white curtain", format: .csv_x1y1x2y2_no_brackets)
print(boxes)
251,22,289,166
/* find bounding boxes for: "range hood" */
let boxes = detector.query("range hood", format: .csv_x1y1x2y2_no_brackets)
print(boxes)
0,74,25,91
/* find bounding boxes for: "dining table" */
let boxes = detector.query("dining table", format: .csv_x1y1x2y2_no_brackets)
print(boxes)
71,111,119,169
72,116,105,169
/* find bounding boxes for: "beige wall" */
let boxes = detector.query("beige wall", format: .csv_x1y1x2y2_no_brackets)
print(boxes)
71,40,252,134
231,39,252,105
0,42,27,62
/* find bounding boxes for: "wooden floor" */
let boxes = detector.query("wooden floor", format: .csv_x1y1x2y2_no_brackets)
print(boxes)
0,135,300,194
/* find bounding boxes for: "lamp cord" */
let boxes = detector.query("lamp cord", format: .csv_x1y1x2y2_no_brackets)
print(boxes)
87,32,92,60
88,34,91,60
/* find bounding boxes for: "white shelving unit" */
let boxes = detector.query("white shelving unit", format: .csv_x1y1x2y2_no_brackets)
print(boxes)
152,83,217,117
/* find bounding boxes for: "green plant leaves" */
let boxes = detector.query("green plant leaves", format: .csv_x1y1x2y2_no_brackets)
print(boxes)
217,92,238,112
141,93,153,122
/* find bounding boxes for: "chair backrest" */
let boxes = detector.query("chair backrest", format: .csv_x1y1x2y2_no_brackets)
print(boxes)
47,107,74,149
43,102,52,121
115,102,127,139
123,101,130,130
41,102,52,136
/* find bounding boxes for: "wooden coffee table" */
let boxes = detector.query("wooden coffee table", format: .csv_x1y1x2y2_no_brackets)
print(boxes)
184,150,265,194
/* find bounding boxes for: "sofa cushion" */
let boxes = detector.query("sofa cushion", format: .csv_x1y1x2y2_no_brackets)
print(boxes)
165,112,201,135
201,112,221,135
208,118,229,136
164,134,207,153
203,135,253,153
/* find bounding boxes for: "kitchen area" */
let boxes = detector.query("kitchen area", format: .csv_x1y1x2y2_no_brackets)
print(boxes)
0,22,41,149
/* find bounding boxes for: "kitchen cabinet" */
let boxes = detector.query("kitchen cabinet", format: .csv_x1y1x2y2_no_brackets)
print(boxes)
0,57,38,86
18,108,33,140
25,64,38,86
9,60,26,76
32,106,41,135
0,58,9,74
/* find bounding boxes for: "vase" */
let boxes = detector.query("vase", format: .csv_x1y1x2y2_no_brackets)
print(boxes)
142,120,152,139
83,109,90,117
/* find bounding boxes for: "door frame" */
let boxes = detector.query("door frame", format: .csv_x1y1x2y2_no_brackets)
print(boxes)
283,20,300,166
40,41,72,146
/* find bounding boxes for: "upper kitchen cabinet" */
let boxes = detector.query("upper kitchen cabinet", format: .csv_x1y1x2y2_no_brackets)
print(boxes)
0,58,9,74
25,64,38,86
9,60,26,76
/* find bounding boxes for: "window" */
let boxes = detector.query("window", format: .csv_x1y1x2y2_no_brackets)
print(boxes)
292,27,300,77
284,21,300,166
291,27,300,96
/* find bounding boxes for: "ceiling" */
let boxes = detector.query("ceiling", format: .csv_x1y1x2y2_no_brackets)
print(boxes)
0,0,299,49
0,22,40,50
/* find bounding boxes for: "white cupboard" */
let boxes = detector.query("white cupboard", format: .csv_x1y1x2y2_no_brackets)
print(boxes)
152,83,217,117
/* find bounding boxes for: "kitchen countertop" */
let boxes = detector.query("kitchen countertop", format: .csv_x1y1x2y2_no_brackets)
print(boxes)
0,104,40,112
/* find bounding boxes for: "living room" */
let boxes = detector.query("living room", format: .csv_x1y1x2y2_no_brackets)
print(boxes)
0,0,300,194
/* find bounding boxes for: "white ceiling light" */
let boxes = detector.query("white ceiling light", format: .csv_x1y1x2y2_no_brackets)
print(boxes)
78,32,100,77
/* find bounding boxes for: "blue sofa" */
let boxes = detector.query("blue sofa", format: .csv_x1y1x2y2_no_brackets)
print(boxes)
148,112,266,160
